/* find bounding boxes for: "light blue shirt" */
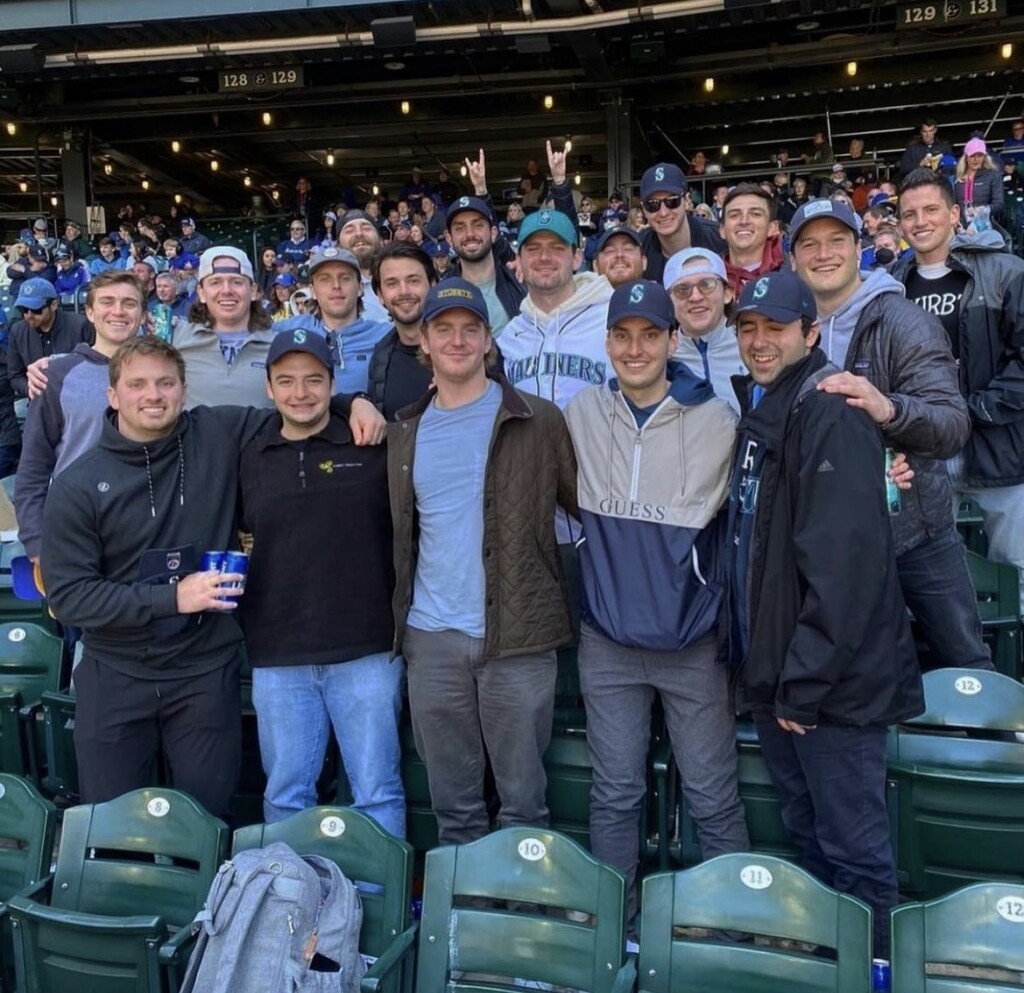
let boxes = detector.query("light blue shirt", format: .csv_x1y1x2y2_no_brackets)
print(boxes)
407,380,502,638
272,314,390,394
477,277,512,335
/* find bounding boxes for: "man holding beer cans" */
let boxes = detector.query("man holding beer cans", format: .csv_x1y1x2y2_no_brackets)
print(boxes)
235,328,403,833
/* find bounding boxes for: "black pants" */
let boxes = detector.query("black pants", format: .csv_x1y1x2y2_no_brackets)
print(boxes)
74,653,242,817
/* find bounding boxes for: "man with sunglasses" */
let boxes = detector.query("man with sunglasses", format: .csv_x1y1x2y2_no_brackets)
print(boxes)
8,277,93,398
277,219,314,267
639,163,726,283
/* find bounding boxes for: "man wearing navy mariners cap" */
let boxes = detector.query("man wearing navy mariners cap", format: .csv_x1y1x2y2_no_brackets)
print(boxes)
592,226,647,289
726,268,922,959
638,162,726,283
235,325,403,831
388,276,578,847
564,279,747,921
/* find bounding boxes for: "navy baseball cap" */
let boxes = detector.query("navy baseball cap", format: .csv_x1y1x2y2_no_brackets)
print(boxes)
446,195,493,229
640,163,687,199
596,226,643,254
14,278,58,310
422,278,489,324
736,270,817,324
308,245,360,276
267,328,334,376
273,272,297,288
606,280,676,331
181,217,197,228
517,208,577,251
27,245,50,262
788,198,862,245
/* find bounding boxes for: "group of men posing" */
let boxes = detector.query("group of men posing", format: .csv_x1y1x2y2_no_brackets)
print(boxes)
22,152,1023,960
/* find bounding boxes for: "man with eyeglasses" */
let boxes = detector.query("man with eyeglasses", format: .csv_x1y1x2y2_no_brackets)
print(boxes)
663,248,746,413
8,277,93,398
593,227,647,289
277,219,314,267
638,163,726,285
273,246,390,394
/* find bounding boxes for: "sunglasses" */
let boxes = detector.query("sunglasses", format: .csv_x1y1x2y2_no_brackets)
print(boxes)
20,305,50,315
642,195,684,214
670,277,721,299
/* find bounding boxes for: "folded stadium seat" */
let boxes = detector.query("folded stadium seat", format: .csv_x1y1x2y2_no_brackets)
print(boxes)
639,854,872,993
955,499,988,556
887,667,1024,898
965,550,1022,681
233,805,417,993
415,827,636,993
38,689,77,801
0,620,66,785
891,882,1024,992
6,787,228,993
0,773,57,993
399,713,438,853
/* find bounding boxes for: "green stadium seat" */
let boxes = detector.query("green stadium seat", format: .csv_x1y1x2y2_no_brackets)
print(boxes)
38,689,77,801
399,714,438,853
956,498,988,556
887,667,1024,897
415,827,635,993
7,787,228,993
966,549,1022,681
543,728,592,850
639,854,872,993
0,774,57,993
891,882,1024,992
233,805,416,993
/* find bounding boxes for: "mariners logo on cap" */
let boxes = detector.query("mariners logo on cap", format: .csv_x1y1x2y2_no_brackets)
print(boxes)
459,197,470,208
292,330,307,343
629,284,645,304
322,247,340,258
803,200,835,218
655,166,665,182
539,210,552,224
753,277,770,300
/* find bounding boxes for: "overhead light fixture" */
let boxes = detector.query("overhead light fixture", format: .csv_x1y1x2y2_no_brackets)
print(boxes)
210,159,220,171
384,61,405,71
565,137,573,153
141,178,150,190
372,183,380,196
171,139,181,153
1002,43,1013,59
262,111,273,126
50,195,59,206
326,150,335,166
400,100,411,115
174,193,183,203
460,164,468,177
19,181,27,192
272,189,280,201
846,61,858,77
244,175,252,187
574,172,581,186
704,77,715,93
721,144,729,155
179,74,200,84
104,162,113,175
5,122,16,136
543,94,554,110
796,20,819,30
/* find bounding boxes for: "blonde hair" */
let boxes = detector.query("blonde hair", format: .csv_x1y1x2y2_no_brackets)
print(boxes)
956,152,997,180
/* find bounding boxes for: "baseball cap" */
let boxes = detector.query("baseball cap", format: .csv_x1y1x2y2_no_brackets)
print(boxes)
788,198,861,245
663,247,727,290
595,226,643,254
964,137,987,157
266,328,334,376
54,248,72,261
181,217,197,228
273,254,290,267
197,246,254,282
32,218,47,232
308,245,360,276
65,218,82,229
516,208,577,252
422,278,489,324
27,245,50,262
273,273,297,288
14,278,58,310
338,210,374,231
608,189,626,203
446,196,493,229
736,270,817,324
607,280,676,331
640,163,687,199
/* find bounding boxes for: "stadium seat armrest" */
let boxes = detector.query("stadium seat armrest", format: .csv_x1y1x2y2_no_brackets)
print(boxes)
159,922,199,966
611,955,637,993
361,921,419,993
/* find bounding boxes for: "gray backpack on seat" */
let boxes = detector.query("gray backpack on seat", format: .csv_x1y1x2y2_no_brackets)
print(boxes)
181,840,366,993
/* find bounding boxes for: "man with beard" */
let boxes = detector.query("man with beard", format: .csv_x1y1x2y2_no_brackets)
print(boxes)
592,227,647,289
337,210,390,323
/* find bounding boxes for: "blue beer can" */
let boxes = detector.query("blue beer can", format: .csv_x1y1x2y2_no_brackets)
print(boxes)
872,958,891,993
221,551,249,594
200,551,226,572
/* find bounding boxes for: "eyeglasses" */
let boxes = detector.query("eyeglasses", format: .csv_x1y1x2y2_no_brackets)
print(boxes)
20,305,49,315
643,195,684,213
290,226,305,232
670,277,721,299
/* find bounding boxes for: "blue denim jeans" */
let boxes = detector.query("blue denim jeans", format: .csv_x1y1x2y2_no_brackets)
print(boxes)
251,653,406,836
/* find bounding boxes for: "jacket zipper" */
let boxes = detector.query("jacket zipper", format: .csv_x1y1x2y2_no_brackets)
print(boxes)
298,449,307,490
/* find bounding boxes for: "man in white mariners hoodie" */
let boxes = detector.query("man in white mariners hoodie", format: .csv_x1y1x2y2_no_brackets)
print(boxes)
501,208,614,626
564,279,749,921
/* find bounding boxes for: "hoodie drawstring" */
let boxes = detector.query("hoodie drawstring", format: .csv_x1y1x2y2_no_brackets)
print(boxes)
142,437,186,518
143,446,156,518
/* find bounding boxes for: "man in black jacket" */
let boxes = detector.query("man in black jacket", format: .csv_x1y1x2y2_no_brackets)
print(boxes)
41,336,384,816
895,169,1024,616
237,329,403,832
727,270,923,959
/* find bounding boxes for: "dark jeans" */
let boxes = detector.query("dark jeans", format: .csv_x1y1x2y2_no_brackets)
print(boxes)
404,625,556,846
74,654,242,817
753,716,896,959
0,443,21,480
898,526,993,671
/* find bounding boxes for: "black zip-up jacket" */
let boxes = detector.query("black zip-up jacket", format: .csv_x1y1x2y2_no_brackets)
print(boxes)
640,216,728,283
726,348,923,728
237,411,394,667
893,235,1024,487
8,310,94,397
41,406,273,678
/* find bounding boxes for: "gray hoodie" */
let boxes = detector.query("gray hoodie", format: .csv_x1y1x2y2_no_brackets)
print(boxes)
818,268,905,370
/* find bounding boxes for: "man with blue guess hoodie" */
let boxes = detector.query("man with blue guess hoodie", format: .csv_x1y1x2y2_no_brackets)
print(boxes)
565,280,748,917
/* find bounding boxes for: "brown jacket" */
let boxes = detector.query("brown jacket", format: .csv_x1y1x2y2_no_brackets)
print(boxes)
388,373,578,659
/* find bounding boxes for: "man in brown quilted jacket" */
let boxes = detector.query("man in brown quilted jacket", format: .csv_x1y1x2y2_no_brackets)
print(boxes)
387,277,578,845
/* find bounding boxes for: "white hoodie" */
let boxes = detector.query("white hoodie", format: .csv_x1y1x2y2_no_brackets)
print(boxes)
674,322,747,414
500,272,614,410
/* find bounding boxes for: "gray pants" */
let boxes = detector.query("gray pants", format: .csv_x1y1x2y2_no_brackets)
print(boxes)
404,625,556,846
949,452,1024,616
579,621,750,915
